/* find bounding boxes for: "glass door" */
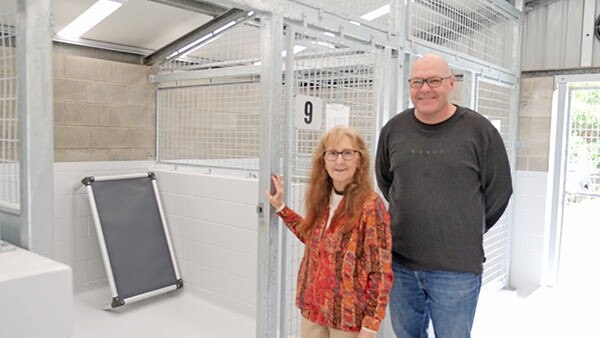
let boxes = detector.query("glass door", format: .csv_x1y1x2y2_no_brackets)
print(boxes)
558,86,600,287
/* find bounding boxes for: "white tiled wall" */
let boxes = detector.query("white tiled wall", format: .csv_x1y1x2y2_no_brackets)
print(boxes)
52,162,550,319
155,170,258,317
509,170,548,296
53,161,258,317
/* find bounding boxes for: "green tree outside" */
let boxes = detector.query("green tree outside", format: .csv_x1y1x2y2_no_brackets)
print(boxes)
570,86,600,192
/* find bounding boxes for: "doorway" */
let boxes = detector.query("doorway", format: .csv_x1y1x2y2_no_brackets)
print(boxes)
558,85,600,288
550,75,600,291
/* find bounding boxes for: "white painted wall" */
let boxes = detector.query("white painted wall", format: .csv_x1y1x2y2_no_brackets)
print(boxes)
155,169,258,317
0,246,72,338
51,161,552,330
509,170,548,296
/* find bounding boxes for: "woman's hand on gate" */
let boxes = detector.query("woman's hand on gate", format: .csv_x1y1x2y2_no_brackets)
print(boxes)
265,174,284,210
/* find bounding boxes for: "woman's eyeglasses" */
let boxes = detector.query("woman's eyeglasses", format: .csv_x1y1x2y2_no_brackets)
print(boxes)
324,149,359,161
408,75,452,89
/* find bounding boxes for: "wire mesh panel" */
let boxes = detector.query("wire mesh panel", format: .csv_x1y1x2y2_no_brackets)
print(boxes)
293,0,392,28
159,21,261,72
289,53,379,175
282,28,381,337
478,81,514,150
158,81,261,170
0,10,19,206
409,0,519,72
476,79,515,292
155,19,262,171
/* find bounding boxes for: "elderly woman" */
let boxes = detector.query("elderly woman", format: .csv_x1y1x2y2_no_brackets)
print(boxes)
266,127,393,338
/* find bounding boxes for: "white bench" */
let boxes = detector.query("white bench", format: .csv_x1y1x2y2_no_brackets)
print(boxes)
0,245,72,338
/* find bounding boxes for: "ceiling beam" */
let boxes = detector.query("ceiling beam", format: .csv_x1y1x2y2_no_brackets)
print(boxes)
143,8,248,66
146,0,229,17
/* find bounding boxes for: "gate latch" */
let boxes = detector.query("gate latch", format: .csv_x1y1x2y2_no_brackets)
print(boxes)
256,202,264,216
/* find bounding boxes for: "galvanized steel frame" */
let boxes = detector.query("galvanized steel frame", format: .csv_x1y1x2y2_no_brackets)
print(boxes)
17,0,54,257
276,20,394,338
199,0,401,50
149,1,523,337
257,13,283,338
279,23,296,338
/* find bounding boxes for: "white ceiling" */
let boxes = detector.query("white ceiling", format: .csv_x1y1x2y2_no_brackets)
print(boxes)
53,0,215,51
2,0,540,59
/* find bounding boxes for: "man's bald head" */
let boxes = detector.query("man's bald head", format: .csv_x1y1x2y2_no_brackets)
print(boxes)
411,54,452,78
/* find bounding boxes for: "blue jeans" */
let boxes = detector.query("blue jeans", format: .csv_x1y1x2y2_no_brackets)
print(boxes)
389,261,482,338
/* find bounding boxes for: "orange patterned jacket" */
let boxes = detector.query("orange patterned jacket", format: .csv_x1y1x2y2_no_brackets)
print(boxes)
277,191,393,332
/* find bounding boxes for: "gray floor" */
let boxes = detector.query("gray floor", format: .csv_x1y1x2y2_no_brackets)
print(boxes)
473,286,596,338
72,288,255,338
73,199,598,338
73,284,592,338
472,197,598,338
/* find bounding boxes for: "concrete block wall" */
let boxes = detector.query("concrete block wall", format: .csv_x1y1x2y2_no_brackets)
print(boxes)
517,76,554,171
53,161,258,317
53,53,156,162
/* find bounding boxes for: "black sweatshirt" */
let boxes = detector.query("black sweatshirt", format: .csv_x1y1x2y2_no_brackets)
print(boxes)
375,106,513,274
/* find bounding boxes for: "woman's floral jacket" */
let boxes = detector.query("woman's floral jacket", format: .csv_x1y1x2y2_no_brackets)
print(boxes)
277,191,393,332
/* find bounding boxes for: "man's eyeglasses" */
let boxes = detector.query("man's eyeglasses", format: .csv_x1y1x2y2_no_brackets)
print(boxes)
324,149,359,161
408,76,452,89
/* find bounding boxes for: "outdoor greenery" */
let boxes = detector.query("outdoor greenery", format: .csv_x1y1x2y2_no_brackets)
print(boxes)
570,87,600,192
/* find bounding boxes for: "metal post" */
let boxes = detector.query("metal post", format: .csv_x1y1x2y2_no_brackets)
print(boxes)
400,52,411,111
461,71,475,110
545,79,568,287
374,46,392,171
279,23,295,338
373,45,395,338
17,0,54,256
257,12,283,338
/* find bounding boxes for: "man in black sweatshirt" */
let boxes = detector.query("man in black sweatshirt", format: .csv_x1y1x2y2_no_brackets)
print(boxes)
375,54,512,338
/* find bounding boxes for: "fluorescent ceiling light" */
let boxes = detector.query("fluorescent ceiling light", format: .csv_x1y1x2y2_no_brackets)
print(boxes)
172,19,238,59
57,0,125,39
179,35,221,58
254,45,307,65
323,32,336,37
178,33,214,54
169,34,221,59
360,4,390,21
281,45,307,58
213,21,237,34
293,45,308,54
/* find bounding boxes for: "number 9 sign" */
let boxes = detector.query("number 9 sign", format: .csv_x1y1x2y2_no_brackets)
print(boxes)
294,95,322,130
